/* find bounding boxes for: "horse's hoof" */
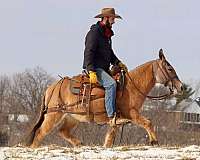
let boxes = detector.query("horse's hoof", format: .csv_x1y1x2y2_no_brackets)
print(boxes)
150,140,159,146
74,142,83,148
30,144,38,148
103,144,112,148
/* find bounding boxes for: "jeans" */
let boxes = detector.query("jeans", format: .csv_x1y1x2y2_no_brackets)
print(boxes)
96,68,117,117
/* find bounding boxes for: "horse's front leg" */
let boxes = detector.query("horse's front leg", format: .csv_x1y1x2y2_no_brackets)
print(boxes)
129,109,158,145
103,126,119,148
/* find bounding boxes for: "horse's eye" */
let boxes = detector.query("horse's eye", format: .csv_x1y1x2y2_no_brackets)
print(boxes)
168,68,173,72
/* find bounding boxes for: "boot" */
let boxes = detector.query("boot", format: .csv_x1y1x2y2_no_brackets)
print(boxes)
115,117,130,125
108,113,130,126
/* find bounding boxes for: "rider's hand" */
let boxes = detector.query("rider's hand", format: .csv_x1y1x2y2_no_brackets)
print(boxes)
118,62,128,73
89,71,98,84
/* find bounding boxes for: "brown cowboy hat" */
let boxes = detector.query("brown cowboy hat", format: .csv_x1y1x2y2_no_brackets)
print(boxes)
94,8,122,19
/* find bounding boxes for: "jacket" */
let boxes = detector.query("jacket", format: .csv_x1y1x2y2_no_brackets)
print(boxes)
83,22,120,72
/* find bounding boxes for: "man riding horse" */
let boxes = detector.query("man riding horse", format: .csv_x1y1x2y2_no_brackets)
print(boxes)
83,8,128,126
23,7,184,148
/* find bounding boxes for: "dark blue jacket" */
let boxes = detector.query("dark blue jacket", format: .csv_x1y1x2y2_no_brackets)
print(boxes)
83,22,120,72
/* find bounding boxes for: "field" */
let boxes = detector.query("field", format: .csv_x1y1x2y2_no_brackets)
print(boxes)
0,145,200,160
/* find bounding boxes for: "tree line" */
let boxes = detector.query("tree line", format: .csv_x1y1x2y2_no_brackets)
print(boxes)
0,66,200,146
0,67,55,116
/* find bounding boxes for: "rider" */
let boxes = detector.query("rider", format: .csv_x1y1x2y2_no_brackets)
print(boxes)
83,8,128,126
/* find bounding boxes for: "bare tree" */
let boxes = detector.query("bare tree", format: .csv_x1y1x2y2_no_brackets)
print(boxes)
0,75,11,145
9,66,55,114
0,75,10,113
3,67,55,146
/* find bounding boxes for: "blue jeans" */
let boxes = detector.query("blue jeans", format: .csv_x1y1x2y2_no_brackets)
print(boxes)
96,68,117,117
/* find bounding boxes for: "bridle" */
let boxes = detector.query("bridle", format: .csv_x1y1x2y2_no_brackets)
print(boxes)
126,60,176,100
155,60,178,92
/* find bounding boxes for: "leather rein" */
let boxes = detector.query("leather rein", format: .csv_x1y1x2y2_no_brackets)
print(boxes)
126,60,175,100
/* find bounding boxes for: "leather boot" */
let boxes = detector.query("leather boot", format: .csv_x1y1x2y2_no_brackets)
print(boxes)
108,113,130,126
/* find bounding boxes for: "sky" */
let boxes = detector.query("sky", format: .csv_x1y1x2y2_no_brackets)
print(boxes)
0,0,200,83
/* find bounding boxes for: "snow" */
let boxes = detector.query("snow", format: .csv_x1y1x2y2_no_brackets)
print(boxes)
16,114,29,122
0,145,200,160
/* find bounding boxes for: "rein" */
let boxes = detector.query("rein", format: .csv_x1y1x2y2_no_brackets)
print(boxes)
126,61,173,100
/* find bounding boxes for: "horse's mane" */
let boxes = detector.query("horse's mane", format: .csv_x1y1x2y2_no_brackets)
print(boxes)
129,60,156,77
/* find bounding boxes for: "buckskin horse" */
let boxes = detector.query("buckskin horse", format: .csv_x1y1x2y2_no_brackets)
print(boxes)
24,49,183,148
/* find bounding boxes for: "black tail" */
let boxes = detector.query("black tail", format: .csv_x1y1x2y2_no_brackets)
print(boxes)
22,95,46,146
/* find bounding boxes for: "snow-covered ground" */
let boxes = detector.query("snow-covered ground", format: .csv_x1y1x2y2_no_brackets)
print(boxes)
0,145,200,160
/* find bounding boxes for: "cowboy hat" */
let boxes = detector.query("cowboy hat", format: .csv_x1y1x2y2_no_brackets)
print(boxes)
94,8,122,19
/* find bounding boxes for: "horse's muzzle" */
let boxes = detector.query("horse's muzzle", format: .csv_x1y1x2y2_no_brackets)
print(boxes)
173,79,184,95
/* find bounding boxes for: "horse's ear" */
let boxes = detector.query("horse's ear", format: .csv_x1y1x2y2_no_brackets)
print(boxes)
159,48,166,61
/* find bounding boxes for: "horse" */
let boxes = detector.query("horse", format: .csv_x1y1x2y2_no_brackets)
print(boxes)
24,49,183,148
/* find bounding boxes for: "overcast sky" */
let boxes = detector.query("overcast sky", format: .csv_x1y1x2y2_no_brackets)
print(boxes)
0,0,200,83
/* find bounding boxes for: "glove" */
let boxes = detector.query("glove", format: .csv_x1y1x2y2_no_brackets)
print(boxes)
118,62,128,73
89,71,98,84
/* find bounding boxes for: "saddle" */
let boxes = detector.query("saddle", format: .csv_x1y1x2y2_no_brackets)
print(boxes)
70,66,125,94
69,65,125,110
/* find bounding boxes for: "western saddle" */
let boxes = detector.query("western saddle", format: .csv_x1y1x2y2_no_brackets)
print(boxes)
69,65,125,110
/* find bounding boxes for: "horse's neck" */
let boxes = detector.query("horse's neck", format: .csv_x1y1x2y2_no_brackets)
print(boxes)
127,60,156,95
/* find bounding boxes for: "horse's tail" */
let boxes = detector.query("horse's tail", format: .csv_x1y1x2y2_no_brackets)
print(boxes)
22,95,46,146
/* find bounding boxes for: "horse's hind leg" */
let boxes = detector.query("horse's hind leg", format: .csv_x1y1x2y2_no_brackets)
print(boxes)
31,112,63,148
130,109,158,145
103,126,119,148
58,116,81,147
